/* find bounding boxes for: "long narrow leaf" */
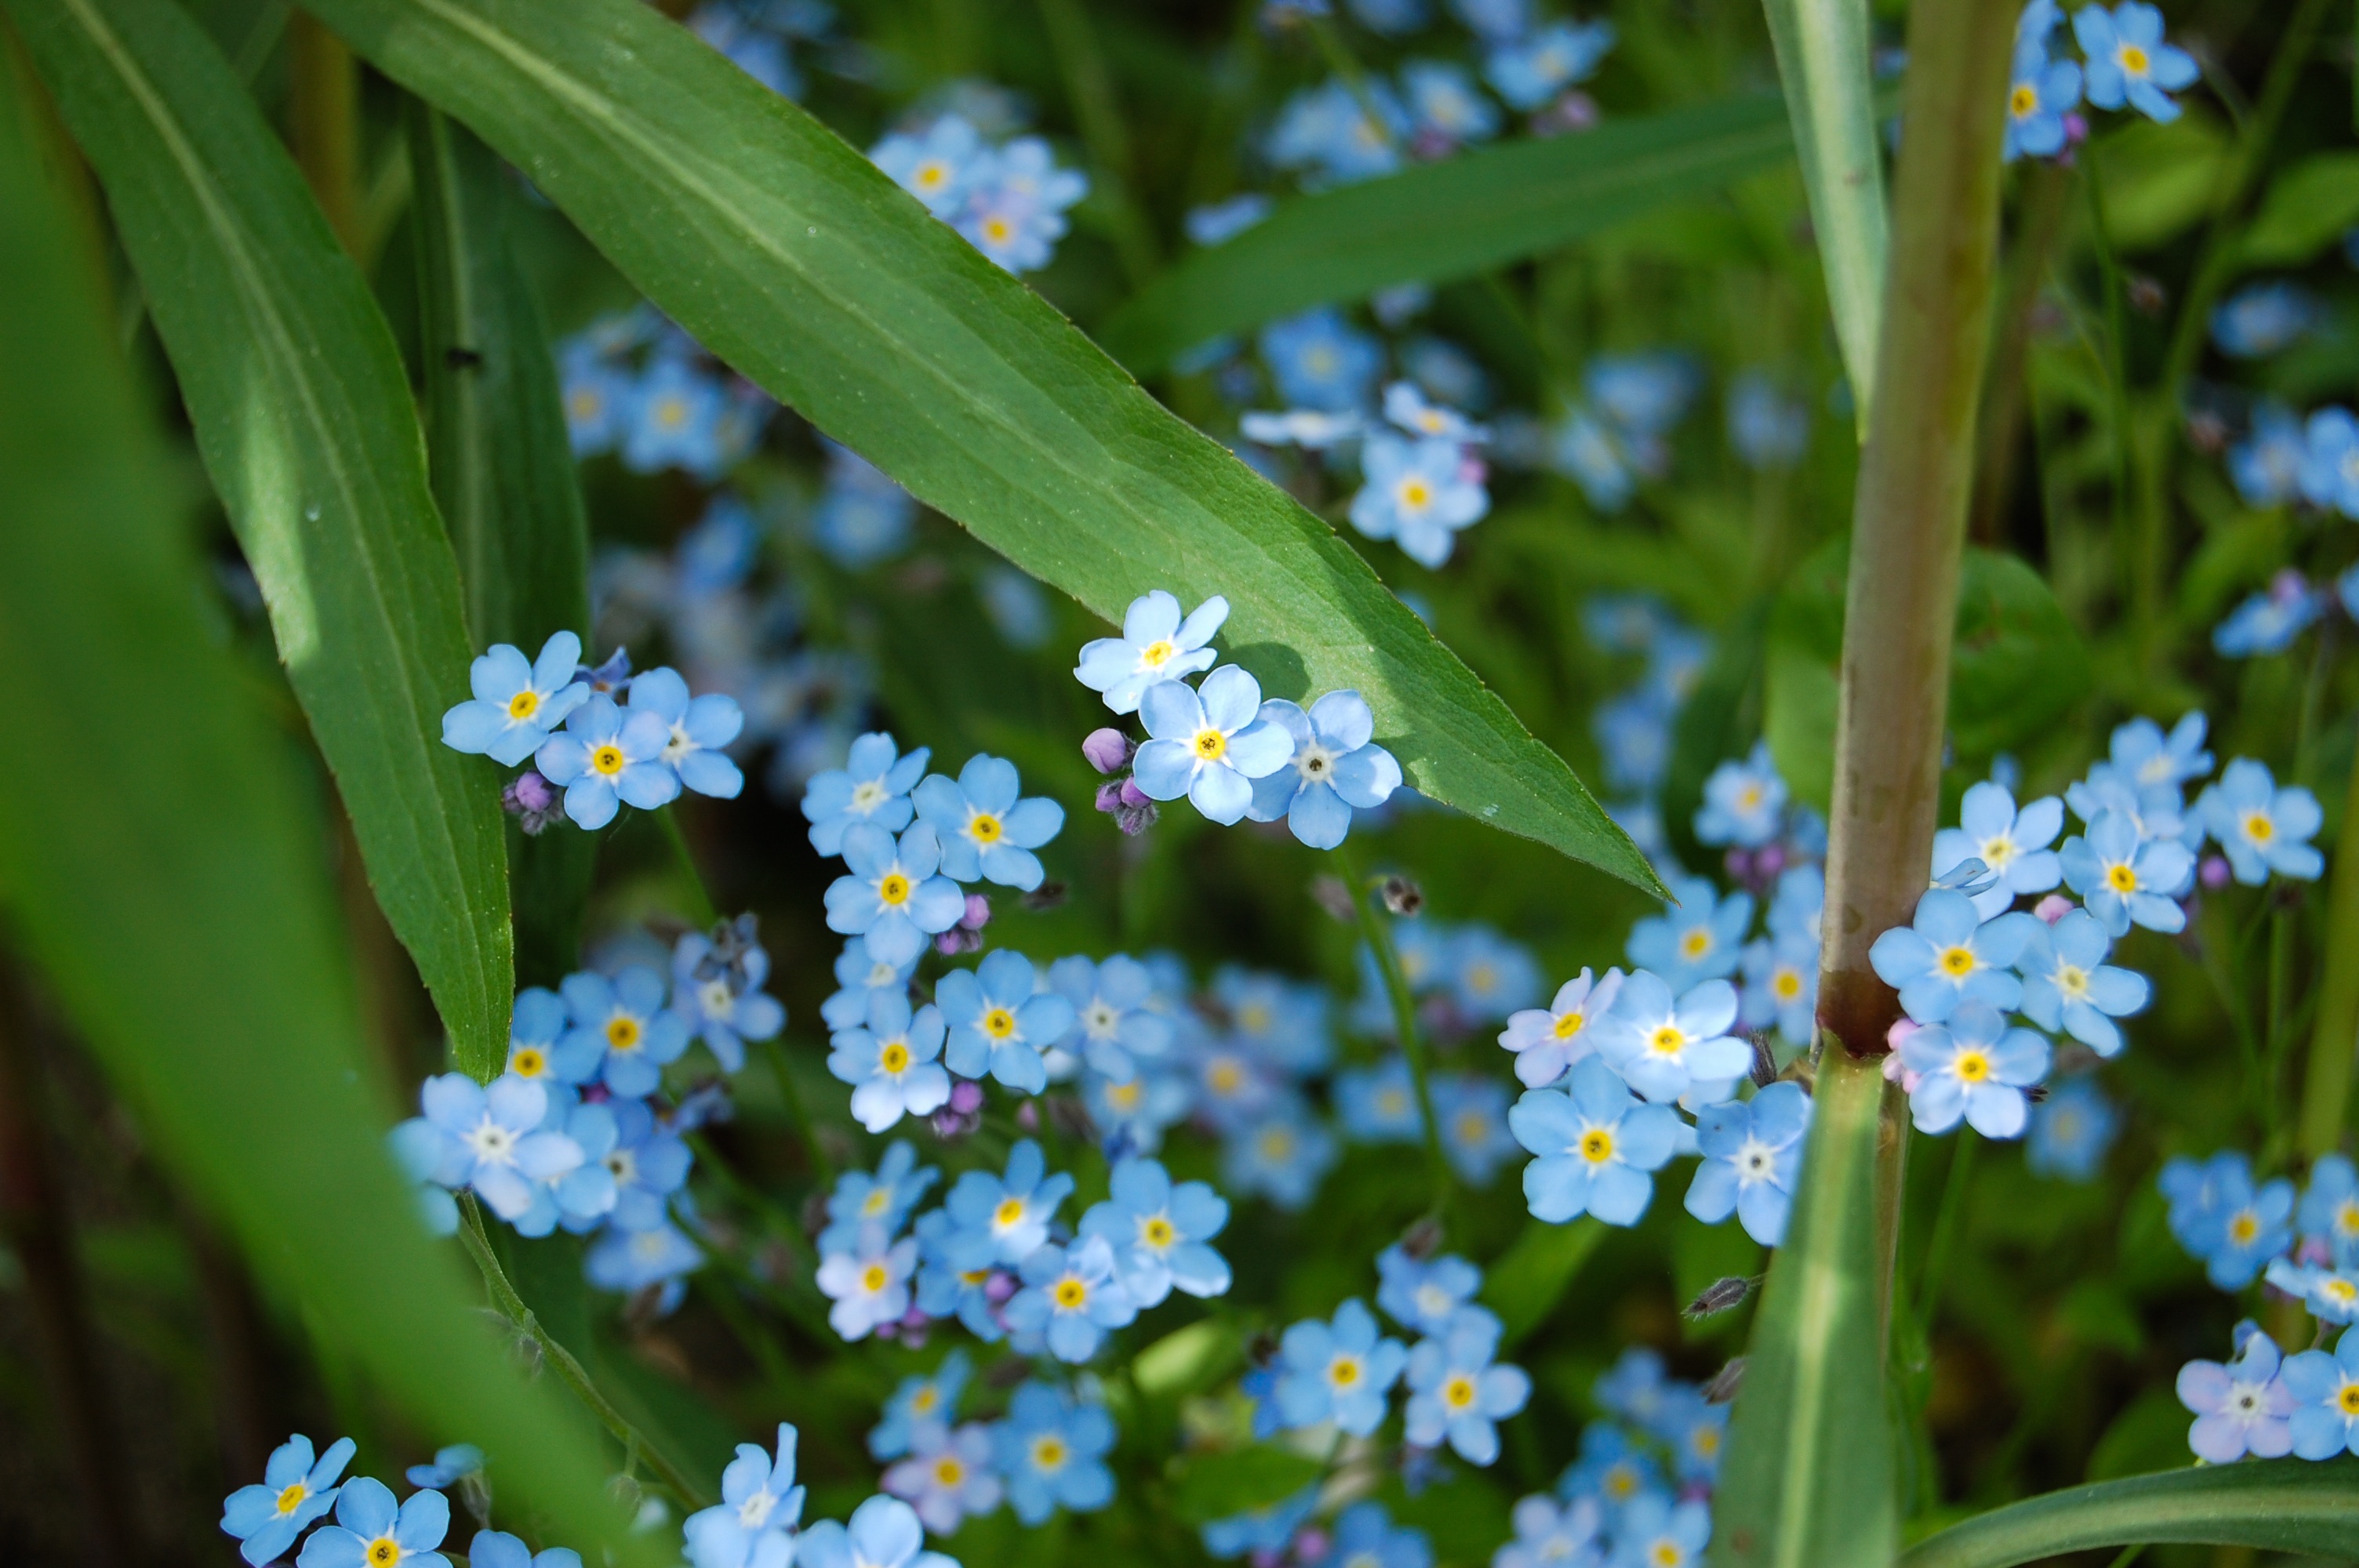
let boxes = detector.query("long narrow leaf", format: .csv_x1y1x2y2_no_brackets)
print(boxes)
303,0,1662,893
405,98,598,986
1761,0,1888,430
1097,94,1796,375
1899,1461,2359,1568
0,58,651,1559
9,0,512,1076
1712,1051,1899,1568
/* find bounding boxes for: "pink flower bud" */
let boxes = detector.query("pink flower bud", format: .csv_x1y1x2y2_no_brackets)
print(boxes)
1885,1017,1921,1054
1095,779,1127,814
950,1078,986,1114
1292,1529,1329,1564
2033,894,2075,924
1015,1099,1039,1131
1118,778,1152,808
2201,855,2233,891
1081,728,1134,775
983,1270,1018,1305
960,893,992,931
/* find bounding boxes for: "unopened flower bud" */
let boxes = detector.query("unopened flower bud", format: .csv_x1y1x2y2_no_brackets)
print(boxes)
1094,779,1127,815
960,893,992,931
1015,1098,1039,1131
983,1270,1018,1305
1292,1528,1329,1564
2033,894,2075,924
1118,777,1152,808
1115,800,1159,836
2201,854,2233,891
1381,875,1423,916
950,1079,985,1114
1081,728,1135,775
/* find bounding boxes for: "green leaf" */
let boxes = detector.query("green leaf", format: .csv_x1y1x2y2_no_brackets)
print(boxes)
2090,113,2232,253
1761,0,1888,431
2240,151,2359,268
0,58,649,1559
1098,94,1794,375
1898,1460,2359,1568
1712,1051,1898,1568
11,0,511,1076
303,0,1659,891
1484,1216,1607,1348
1167,1446,1328,1525
405,96,599,987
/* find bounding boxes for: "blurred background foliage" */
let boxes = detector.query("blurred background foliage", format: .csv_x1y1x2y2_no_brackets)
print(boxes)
2,0,2356,1561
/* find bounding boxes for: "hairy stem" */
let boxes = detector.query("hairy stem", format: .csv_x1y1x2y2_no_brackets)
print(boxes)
1336,840,1455,1219
456,1195,710,1507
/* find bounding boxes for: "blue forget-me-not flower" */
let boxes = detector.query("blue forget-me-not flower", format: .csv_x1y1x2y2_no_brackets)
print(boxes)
1510,1057,1683,1225
442,631,588,767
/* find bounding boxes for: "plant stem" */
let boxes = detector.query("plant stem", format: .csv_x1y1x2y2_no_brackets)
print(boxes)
2078,165,2142,657
288,11,362,257
763,1036,838,1189
1911,1130,1976,1332
1335,840,1454,1221
656,805,721,928
2298,751,2359,1159
455,1196,709,1507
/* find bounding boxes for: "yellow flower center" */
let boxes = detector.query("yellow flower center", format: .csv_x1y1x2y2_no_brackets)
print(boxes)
863,1188,892,1216
1260,1128,1295,1160
2244,811,2276,844
1982,835,2018,868
2324,1278,2357,1305
2010,82,2038,117
1209,1059,1244,1093
368,1539,402,1568
969,812,1004,844
507,688,541,721
1443,1375,1477,1409
1467,963,1498,995
1953,1049,1991,1083
1649,1543,1681,1568
1678,929,1712,960
1239,1002,1274,1035
654,397,687,430
511,1047,547,1077
1605,1465,1637,1498
1939,946,1977,977
878,873,911,906
2119,42,2149,74
862,1263,889,1292
2105,862,2139,894
1140,637,1176,668
850,779,889,811
606,1015,642,1052
1032,1436,1068,1471
2230,1212,2259,1245
1054,1277,1089,1308
1456,1110,1489,1145
1194,727,1228,761
1553,1010,1587,1040
1329,1354,1362,1387
1143,1216,1175,1247
982,1007,1017,1040
1648,1024,1686,1057
1398,477,1434,510
983,215,1014,245
2339,1198,2359,1236
915,161,950,191
994,1198,1026,1229
275,1483,308,1515
1773,969,1803,1000
880,1042,911,1073
2339,1382,2359,1416
935,1457,965,1486
1737,784,1763,811
1107,1081,1141,1110
1580,1128,1615,1163
569,387,603,420
1693,1426,1720,1456
913,1387,939,1411
2056,964,2089,998
591,744,627,776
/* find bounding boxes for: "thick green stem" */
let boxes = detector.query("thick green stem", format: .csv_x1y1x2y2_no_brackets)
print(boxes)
456,1196,708,1507
1336,841,1454,1219
2298,754,2359,1159
1717,0,2012,1559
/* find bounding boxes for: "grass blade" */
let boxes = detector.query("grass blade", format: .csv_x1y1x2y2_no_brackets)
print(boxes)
301,0,1660,891
405,96,598,985
0,56,653,1557
1899,1461,2359,1568
1097,93,1795,375
8,0,513,1076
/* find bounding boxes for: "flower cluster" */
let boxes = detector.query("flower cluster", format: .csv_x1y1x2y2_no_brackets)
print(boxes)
2172,1321,2359,1466
809,1138,1232,1358
688,0,835,101
870,113,1089,275
1252,2,1614,192
870,1356,1118,1530
441,631,750,831
683,1424,965,1568
1077,589,1403,840
1492,1348,1728,1568
2005,0,2197,163
558,305,773,479
1867,713,2319,1143
391,920,779,1305
1241,1245,1530,1466
1549,353,1703,513
220,1433,489,1568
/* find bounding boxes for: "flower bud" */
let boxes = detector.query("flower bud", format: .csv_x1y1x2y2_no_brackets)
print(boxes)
1094,779,1127,815
950,1079,986,1114
1118,777,1152,808
961,893,993,931
1081,728,1135,775
2200,854,2233,891
2033,893,2075,924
